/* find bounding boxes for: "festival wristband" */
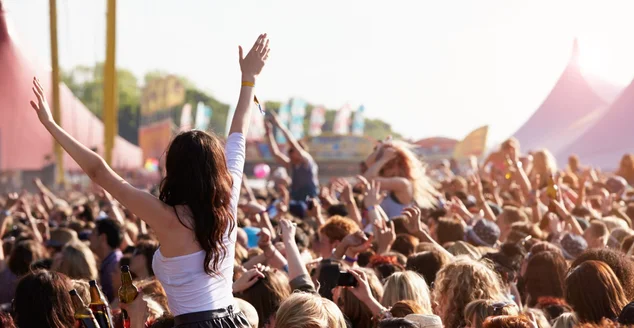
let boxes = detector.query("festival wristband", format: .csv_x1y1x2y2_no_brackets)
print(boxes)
241,81,264,114
343,255,357,263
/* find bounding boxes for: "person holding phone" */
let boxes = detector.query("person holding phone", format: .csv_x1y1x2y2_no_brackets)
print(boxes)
28,34,270,328
265,112,319,218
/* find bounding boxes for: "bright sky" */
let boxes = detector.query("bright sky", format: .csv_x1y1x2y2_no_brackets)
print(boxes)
4,0,634,145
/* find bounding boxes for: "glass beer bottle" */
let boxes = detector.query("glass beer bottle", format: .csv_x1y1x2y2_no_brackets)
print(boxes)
89,280,114,328
118,265,139,328
70,289,100,328
546,174,559,213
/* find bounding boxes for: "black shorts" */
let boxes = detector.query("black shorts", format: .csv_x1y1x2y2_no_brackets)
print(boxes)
174,306,250,328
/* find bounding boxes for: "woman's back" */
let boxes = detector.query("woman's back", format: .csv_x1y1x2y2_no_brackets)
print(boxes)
152,132,244,315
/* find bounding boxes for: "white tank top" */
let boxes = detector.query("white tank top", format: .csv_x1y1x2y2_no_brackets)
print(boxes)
152,133,245,316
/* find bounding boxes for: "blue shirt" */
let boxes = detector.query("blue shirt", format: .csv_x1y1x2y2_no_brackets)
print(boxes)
99,249,123,302
290,157,319,201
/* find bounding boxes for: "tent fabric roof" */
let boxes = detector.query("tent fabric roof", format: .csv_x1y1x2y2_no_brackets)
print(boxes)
511,40,621,155
0,7,141,171
556,78,634,170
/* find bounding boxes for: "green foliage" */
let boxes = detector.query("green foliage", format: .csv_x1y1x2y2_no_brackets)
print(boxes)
62,62,140,143
62,65,401,143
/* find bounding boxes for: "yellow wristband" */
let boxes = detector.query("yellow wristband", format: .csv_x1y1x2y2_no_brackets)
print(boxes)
242,81,255,87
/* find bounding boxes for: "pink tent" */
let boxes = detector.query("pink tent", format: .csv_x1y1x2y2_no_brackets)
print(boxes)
511,40,621,155
0,4,141,172
556,78,634,169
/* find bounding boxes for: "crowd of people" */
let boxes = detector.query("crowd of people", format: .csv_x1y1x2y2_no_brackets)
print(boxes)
2,34,634,328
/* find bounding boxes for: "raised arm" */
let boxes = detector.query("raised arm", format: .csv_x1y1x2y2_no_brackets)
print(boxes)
264,121,290,165
363,147,410,193
229,34,270,136
269,111,311,163
29,78,172,231
280,219,309,281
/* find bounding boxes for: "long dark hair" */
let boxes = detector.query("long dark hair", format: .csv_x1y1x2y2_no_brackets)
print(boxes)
159,130,234,275
565,261,628,323
523,251,568,307
13,270,75,328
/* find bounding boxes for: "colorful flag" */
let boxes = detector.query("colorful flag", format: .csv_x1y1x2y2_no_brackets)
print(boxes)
194,102,212,131
309,106,326,137
276,101,291,143
179,103,192,132
333,104,353,135
289,98,307,139
351,105,365,136
247,102,266,141
453,125,489,160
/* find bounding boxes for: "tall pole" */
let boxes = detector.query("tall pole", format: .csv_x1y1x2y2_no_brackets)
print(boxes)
48,0,64,185
103,0,117,165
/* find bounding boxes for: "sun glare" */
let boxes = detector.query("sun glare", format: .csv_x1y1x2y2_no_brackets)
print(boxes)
577,38,634,87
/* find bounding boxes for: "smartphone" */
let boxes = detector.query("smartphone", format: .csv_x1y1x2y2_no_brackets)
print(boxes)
337,271,358,287
306,197,315,210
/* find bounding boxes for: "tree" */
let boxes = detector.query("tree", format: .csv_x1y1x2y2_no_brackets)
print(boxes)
61,63,141,143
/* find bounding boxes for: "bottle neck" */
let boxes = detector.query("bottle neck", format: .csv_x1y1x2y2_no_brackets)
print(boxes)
121,272,133,285
71,294,86,311
89,287,103,304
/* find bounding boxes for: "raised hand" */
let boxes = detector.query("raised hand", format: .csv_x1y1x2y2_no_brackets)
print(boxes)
402,207,424,235
257,227,273,249
448,196,470,219
355,175,371,193
3,192,19,211
29,77,54,124
239,34,270,82
232,267,266,293
343,231,372,254
375,220,396,254
364,180,386,208
306,198,321,218
380,147,398,162
279,218,296,242
347,269,374,302
469,174,485,200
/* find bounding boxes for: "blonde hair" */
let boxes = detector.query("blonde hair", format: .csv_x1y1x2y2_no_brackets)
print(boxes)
275,292,347,328
379,142,439,209
381,271,432,314
464,299,519,328
53,242,98,281
531,149,557,187
432,257,508,328
71,279,90,303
